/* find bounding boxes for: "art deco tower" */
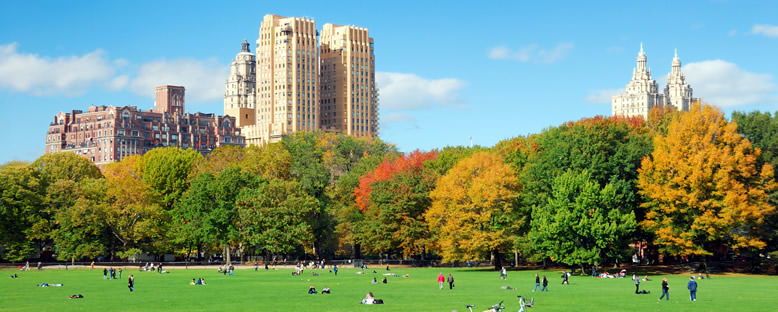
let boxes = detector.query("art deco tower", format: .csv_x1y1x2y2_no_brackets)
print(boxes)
319,24,378,137
224,40,257,128
245,14,319,145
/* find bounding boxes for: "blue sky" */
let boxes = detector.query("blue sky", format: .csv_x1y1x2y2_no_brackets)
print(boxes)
1,0,777,163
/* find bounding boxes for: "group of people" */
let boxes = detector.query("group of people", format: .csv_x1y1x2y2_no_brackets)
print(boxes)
436,272,455,290
657,275,699,302
139,262,164,273
218,265,235,276
103,267,123,280
189,277,207,285
532,273,549,292
307,285,331,294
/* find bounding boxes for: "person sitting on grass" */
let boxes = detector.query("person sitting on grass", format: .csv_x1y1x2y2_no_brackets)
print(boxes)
382,277,388,284
308,285,317,294
321,286,331,294
10,274,18,279
642,275,651,281
372,277,378,284
200,278,207,285
190,278,196,285
361,292,375,304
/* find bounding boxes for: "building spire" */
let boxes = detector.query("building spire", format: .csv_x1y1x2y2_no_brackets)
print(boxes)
640,42,644,55
674,48,678,59
241,40,250,53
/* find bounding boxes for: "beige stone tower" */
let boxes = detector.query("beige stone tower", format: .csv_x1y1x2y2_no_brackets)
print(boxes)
664,49,695,112
224,40,257,128
320,23,378,137
245,14,319,145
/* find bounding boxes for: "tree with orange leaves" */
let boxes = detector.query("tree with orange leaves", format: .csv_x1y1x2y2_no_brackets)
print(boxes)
354,150,437,213
424,152,520,269
638,103,777,256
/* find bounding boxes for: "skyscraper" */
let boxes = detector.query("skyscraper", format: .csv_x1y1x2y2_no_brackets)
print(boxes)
224,14,379,146
319,24,378,137
242,14,319,145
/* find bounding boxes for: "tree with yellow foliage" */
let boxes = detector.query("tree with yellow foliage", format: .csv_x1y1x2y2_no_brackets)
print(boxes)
425,152,521,269
638,103,777,256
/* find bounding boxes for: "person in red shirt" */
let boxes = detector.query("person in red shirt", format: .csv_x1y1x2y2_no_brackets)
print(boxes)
437,272,445,290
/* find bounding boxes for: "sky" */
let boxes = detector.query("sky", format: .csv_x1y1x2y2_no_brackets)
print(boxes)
1,0,777,163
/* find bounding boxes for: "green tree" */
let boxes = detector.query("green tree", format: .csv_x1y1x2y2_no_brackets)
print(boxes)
510,116,651,263
51,178,111,261
529,170,636,270
140,147,202,211
29,153,103,250
282,132,332,257
0,162,43,260
360,167,437,258
731,110,778,255
236,179,317,256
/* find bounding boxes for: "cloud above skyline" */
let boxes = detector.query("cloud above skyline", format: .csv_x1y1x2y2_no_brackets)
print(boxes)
752,24,778,37
585,89,622,105
0,42,115,96
0,42,228,103
488,42,574,64
375,72,467,110
684,60,776,107
129,58,227,103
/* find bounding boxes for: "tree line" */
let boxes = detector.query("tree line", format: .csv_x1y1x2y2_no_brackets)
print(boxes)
1,103,776,270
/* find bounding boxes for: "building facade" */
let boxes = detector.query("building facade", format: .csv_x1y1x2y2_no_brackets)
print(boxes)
320,23,378,137
224,40,257,128
46,85,244,167
224,14,378,146
612,44,695,119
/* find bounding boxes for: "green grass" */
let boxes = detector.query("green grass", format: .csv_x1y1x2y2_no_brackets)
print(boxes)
1,266,777,311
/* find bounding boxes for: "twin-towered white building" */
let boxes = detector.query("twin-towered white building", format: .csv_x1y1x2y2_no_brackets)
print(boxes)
612,44,695,119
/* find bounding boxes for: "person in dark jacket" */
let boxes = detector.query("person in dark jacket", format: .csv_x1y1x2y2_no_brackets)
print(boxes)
447,273,454,289
541,275,549,292
128,275,134,292
533,273,541,292
659,278,669,300
687,276,698,301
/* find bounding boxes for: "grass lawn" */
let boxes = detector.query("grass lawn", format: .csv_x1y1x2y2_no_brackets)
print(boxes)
1,266,777,311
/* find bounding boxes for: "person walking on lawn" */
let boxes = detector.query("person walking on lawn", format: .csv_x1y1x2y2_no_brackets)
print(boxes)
659,278,669,301
688,276,698,302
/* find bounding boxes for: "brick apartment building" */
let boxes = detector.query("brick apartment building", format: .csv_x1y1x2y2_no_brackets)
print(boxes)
45,85,244,167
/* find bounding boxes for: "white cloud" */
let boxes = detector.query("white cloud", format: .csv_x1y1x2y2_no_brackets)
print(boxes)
380,113,418,129
488,42,574,64
684,60,776,107
108,75,129,90
586,89,622,104
752,24,778,37
375,72,467,110
488,46,510,59
129,58,227,102
0,42,115,96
